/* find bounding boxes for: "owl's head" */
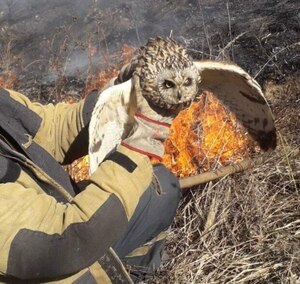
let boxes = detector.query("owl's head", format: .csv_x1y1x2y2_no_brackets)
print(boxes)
135,37,201,111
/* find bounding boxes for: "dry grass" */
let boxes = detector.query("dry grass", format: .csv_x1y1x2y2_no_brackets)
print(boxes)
153,78,300,283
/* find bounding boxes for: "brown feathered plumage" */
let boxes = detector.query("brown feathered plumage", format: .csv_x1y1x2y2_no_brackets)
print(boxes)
116,37,200,111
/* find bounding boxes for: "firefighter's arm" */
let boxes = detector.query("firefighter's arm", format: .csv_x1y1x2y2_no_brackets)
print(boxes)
7,89,99,164
0,146,152,280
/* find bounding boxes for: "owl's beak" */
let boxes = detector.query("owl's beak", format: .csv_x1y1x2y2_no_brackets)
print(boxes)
177,90,182,101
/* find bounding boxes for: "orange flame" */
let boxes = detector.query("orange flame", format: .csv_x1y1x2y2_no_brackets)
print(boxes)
67,155,90,183
0,71,17,89
85,44,135,95
160,92,255,177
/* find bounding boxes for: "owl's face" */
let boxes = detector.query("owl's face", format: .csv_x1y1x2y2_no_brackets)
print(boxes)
156,66,199,109
135,37,201,112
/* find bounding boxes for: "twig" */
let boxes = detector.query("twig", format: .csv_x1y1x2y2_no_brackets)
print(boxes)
197,0,213,58
254,42,300,79
179,156,266,189
226,2,234,60
217,32,248,60
187,48,217,59
277,131,298,191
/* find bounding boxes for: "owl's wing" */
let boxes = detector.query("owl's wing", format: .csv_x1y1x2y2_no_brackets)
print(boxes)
88,79,136,174
194,61,277,151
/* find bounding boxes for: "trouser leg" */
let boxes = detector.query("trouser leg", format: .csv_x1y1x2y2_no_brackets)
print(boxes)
113,164,181,277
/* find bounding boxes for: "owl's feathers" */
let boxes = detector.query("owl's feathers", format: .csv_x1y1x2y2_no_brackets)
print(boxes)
88,80,136,173
116,37,200,111
89,38,276,173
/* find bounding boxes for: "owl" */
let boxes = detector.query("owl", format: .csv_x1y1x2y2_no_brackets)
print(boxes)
115,37,200,112
88,37,277,173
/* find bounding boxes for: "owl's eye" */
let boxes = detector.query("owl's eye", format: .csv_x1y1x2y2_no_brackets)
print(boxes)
163,80,175,89
183,77,192,87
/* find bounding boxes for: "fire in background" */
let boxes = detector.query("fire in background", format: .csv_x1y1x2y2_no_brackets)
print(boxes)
0,45,256,181
70,93,256,181
70,45,256,181
161,92,255,178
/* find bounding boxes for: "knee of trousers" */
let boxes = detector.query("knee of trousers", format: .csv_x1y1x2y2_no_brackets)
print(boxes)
151,164,182,229
112,164,181,259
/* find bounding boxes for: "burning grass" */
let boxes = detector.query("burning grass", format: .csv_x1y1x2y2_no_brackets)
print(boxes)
162,92,256,178
0,71,16,90
69,87,256,182
85,44,135,95
67,44,257,182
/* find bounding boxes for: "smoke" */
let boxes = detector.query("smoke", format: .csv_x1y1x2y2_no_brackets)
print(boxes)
0,0,298,82
0,0,219,77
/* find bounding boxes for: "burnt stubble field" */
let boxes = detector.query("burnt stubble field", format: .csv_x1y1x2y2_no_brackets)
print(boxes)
0,0,299,283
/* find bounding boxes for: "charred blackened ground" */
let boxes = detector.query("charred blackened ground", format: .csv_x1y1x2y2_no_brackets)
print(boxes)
0,0,299,283
0,0,299,85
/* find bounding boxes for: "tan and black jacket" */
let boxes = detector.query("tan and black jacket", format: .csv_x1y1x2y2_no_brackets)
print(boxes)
0,88,153,283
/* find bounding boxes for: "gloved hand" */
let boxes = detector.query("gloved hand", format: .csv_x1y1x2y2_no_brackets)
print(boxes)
121,75,175,161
